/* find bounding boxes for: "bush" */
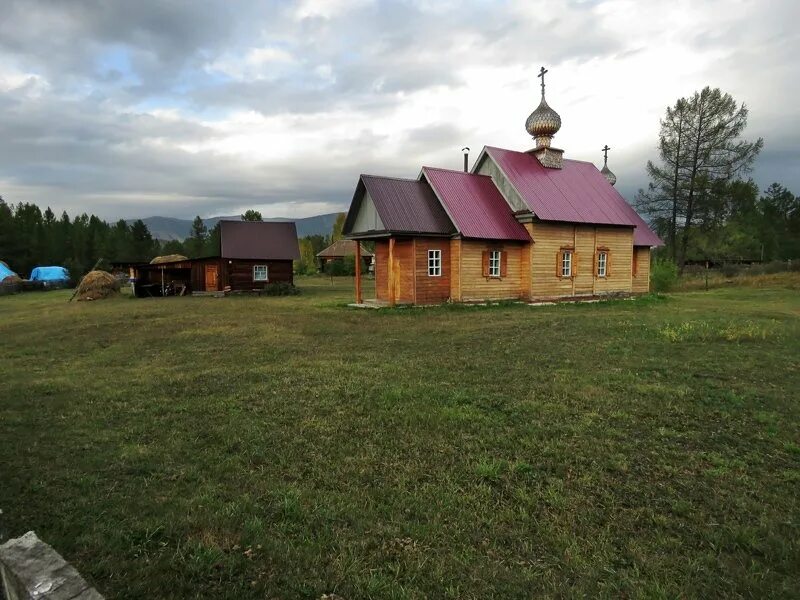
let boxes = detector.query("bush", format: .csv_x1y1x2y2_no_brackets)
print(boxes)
651,259,678,292
720,263,742,278
324,256,356,276
261,282,299,296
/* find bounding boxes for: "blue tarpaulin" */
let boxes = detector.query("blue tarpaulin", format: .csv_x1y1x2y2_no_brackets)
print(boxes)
29,266,70,282
0,262,17,280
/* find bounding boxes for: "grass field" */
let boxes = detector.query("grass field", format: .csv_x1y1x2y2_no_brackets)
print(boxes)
1,275,799,599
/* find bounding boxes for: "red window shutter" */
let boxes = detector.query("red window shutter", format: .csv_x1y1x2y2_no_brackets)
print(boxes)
556,250,562,277
606,251,612,277
482,250,489,277
500,251,508,277
572,252,578,277
593,251,598,277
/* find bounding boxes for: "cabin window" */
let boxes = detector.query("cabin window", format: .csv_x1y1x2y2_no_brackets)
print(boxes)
561,250,572,277
427,249,441,276
253,265,269,281
489,250,501,277
597,251,608,277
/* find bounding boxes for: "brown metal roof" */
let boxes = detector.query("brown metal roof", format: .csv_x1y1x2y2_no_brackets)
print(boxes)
343,175,456,237
317,239,374,258
220,221,300,260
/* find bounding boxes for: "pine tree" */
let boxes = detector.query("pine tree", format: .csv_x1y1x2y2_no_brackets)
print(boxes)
637,87,763,267
186,216,208,258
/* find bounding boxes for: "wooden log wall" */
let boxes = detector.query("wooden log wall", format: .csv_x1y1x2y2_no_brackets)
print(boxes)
413,237,451,305
459,240,526,301
631,247,651,293
529,222,635,298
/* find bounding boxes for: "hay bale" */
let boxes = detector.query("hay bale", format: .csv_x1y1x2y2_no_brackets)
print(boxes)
75,270,120,301
1,274,22,284
150,254,188,265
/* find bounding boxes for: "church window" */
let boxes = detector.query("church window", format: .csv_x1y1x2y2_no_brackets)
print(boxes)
428,249,441,276
561,250,572,277
597,251,608,277
489,250,501,277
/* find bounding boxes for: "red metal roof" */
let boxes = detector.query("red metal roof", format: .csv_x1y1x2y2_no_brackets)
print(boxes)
485,146,663,246
345,175,455,236
422,167,530,241
220,221,300,260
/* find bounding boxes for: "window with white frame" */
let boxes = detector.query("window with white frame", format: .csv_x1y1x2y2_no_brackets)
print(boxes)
489,250,501,277
253,265,268,281
561,250,572,277
427,249,441,276
597,251,608,277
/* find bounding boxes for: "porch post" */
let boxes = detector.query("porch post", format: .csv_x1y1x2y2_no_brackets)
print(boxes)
388,237,396,306
354,240,363,304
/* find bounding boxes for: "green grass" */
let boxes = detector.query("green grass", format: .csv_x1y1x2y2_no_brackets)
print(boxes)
1,275,799,599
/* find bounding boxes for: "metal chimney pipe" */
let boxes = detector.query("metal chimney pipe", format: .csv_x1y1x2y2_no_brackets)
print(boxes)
461,147,470,172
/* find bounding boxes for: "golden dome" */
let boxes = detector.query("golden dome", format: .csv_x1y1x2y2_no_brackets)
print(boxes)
601,164,617,186
600,144,616,186
526,66,561,148
526,98,562,146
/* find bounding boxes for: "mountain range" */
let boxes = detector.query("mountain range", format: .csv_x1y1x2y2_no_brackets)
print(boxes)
128,213,341,241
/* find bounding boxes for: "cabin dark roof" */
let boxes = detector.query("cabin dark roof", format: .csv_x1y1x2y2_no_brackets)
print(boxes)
344,175,456,237
484,146,663,246
317,239,375,258
422,167,530,241
220,221,301,260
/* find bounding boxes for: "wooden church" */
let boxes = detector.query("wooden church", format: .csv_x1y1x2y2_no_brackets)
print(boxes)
342,67,662,305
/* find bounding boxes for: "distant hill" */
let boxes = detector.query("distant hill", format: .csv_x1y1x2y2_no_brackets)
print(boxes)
128,213,341,240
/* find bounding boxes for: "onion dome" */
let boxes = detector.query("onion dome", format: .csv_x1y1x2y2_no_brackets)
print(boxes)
600,145,616,186
526,66,561,148
601,164,617,186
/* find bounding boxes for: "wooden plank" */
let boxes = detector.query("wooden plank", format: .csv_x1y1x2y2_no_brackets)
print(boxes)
388,237,396,306
355,240,362,304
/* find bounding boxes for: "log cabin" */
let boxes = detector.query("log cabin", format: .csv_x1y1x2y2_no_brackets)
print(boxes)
342,67,662,306
129,220,300,295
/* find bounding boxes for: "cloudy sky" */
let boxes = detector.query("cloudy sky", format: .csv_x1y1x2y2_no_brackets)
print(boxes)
0,0,797,221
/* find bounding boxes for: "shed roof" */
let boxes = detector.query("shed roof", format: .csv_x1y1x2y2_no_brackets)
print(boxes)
484,146,663,246
422,167,530,241
317,239,375,258
344,175,455,237
220,221,301,260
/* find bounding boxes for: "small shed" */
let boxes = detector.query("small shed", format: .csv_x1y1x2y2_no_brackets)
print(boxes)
129,221,300,295
316,239,374,271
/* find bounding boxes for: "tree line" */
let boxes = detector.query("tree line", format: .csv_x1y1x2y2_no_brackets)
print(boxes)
0,200,349,278
636,86,799,266
0,199,164,277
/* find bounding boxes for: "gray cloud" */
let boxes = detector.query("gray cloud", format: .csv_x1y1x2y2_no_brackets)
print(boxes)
0,0,797,221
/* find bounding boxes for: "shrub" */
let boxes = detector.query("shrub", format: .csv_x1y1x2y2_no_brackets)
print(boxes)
651,259,678,292
763,260,789,274
720,263,741,278
261,282,299,296
324,255,356,276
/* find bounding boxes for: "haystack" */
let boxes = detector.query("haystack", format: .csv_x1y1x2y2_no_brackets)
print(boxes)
150,254,188,264
1,274,22,284
74,270,120,301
